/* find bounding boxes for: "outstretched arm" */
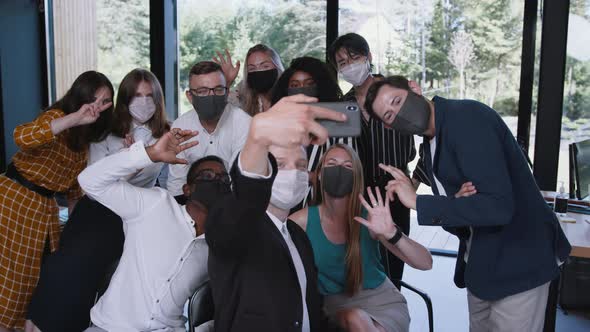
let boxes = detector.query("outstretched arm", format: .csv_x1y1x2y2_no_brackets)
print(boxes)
206,94,346,256
79,129,198,221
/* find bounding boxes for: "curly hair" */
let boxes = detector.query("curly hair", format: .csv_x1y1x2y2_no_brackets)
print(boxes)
271,56,343,105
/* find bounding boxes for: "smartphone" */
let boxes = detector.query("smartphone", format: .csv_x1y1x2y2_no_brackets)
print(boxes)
308,102,361,137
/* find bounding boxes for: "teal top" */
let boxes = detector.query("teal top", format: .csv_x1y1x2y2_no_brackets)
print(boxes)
306,206,387,295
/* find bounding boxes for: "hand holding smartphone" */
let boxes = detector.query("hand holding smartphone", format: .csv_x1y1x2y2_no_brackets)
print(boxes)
307,102,361,137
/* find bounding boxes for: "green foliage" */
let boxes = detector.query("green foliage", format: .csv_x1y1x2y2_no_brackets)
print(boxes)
494,97,519,116
385,39,423,81
460,0,522,107
94,0,590,127
97,0,149,91
178,0,326,89
426,0,455,82
179,18,232,86
564,57,590,120
571,0,590,19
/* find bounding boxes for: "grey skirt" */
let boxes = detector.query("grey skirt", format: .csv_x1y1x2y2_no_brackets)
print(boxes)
323,278,410,332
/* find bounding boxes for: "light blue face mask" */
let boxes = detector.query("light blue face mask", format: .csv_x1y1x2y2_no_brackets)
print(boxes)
340,60,371,86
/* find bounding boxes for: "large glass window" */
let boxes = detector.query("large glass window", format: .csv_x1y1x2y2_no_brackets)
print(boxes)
96,0,150,91
339,0,524,133
51,0,149,98
528,2,544,174
556,0,590,193
177,0,327,115
339,0,526,251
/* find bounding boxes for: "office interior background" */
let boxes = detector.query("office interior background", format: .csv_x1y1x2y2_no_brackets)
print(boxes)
0,0,589,331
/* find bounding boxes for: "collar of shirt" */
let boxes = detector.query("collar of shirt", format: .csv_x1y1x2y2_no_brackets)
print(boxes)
266,210,288,234
181,205,197,238
132,121,149,130
265,211,310,332
131,123,155,144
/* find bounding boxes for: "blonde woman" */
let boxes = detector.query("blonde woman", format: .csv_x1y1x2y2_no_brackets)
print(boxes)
213,45,284,116
291,144,474,332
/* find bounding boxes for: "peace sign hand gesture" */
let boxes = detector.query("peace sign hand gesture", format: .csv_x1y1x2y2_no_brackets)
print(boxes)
354,186,398,241
74,100,112,126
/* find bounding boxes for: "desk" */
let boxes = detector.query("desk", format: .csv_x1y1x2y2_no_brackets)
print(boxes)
560,213,590,258
544,212,590,332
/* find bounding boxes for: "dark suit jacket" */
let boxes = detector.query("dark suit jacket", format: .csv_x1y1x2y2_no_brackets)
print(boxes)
205,154,338,332
416,96,571,301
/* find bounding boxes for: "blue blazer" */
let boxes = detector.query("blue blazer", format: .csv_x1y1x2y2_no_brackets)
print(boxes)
416,96,571,301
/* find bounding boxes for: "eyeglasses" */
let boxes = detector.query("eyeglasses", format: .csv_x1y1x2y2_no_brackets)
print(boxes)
191,169,231,185
189,86,228,97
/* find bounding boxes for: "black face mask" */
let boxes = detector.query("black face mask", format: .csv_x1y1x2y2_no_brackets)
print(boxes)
247,69,278,93
192,94,227,121
189,180,231,210
390,91,431,136
287,85,319,98
321,165,354,198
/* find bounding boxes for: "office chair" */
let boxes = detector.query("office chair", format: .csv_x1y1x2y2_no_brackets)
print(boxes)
381,245,434,332
187,264,434,332
188,281,214,331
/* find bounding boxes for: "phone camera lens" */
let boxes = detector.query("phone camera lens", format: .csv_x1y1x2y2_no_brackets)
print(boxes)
346,105,358,112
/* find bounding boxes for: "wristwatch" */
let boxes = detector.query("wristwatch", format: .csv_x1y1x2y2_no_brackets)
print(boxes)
387,224,403,246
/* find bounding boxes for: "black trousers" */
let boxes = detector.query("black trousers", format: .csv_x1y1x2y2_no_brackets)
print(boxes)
27,196,124,332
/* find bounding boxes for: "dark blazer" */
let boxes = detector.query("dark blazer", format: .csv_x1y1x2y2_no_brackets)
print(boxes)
416,96,571,301
205,154,338,332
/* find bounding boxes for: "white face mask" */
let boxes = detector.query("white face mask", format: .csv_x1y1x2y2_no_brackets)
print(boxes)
270,169,309,210
129,96,156,124
339,60,371,86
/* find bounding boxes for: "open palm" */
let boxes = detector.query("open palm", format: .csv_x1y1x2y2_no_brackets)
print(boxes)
213,49,240,86
146,128,199,164
354,186,397,240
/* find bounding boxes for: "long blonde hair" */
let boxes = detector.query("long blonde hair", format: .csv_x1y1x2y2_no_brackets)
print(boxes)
314,144,365,296
238,44,284,116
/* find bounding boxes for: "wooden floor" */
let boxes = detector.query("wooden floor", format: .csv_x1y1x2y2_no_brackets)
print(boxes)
409,211,459,252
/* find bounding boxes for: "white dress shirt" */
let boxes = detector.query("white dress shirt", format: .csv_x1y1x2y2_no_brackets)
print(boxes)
78,142,209,332
89,123,163,188
238,157,310,332
166,104,251,195
267,212,311,332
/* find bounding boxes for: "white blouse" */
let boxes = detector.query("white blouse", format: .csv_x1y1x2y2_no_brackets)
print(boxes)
89,123,163,188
